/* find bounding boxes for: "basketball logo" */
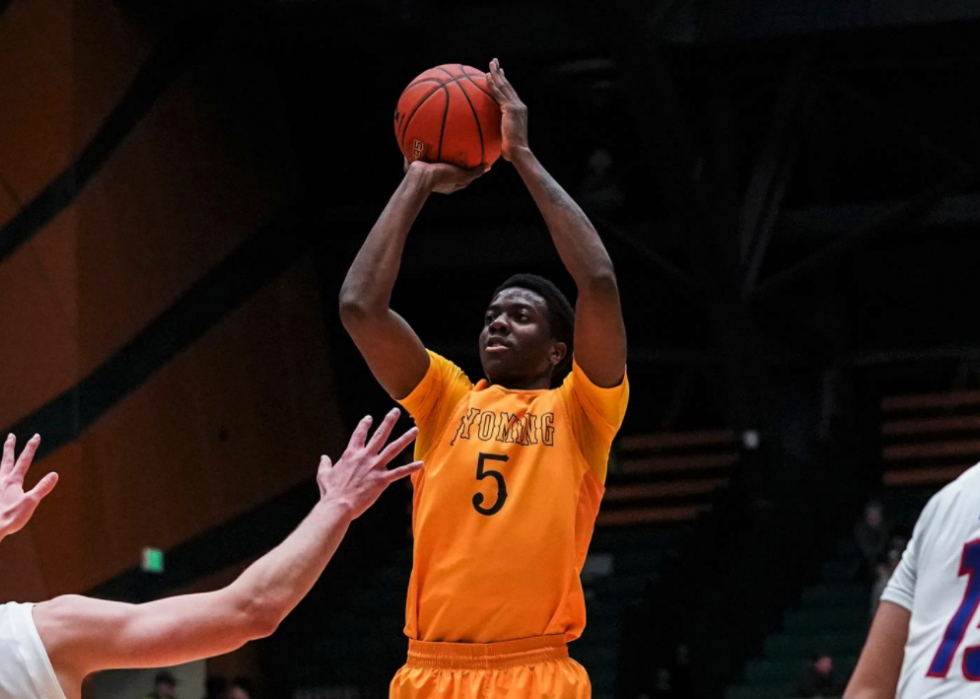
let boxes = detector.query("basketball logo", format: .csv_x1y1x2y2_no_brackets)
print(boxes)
413,139,425,160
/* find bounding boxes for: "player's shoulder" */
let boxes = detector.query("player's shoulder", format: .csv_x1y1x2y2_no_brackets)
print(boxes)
424,350,474,388
917,461,980,529
935,461,980,501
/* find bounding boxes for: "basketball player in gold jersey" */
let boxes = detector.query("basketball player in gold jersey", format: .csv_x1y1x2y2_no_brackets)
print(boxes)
341,59,629,699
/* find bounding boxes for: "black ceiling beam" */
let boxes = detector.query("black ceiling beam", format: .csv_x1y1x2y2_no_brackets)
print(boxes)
592,0,787,514
738,51,813,297
587,212,701,295
752,168,973,300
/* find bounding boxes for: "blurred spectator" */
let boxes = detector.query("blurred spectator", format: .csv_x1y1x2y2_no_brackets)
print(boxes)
889,533,909,554
854,501,890,580
203,676,227,699
223,677,255,699
671,644,694,699
796,652,842,698
870,546,904,617
651,667,675,698
142,671,177,699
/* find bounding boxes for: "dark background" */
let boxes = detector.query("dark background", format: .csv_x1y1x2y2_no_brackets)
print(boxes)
1,0,979,697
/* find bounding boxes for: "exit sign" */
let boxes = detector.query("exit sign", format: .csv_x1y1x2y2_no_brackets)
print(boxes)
141,547,164,574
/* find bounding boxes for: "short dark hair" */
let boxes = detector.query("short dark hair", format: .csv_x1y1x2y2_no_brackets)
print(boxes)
492,273,575,380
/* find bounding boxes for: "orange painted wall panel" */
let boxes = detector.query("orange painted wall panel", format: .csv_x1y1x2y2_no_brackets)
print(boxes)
0,0,152,209
0,37,297,429
0,245,79,429
0,186,18,230
1,258,340,601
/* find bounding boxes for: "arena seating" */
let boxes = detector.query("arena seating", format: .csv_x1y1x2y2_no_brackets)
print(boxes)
724,389,980,699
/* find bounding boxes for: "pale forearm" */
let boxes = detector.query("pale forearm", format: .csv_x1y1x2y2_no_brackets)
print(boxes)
340,166,433,316
227,500,353,628
37,503,356,678
510,147,615,286
844,602,908,699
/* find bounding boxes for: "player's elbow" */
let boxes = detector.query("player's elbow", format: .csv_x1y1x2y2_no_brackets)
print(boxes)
339,288,380,329
583,267,618,296
239,597,282,640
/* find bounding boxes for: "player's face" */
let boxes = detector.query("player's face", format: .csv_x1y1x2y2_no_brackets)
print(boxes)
479,288,566,387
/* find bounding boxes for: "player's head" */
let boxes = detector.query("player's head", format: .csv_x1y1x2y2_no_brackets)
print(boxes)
480,273,574,388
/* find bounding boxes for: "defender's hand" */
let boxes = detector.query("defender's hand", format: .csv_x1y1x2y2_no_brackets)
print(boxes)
317,409,420,519
486,58,529,161
0,434,58,540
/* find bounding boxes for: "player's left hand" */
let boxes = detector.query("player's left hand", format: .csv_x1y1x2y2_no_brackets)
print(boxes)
487,58,529,162
0,434,58,541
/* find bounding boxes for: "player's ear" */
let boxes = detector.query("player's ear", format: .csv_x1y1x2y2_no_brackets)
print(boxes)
550,342,567,367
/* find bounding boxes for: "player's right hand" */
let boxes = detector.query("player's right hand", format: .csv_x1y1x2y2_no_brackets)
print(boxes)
316,409,420,520
405,158,487,195
0,434,58,540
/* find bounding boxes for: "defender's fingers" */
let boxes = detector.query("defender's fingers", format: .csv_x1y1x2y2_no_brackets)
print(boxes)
366,408,401,453
12,435,40,479
347,415,374,451
385,461,424,484
27,471,58,502
378,427,419,466
0,434,15,478
317,456,331,497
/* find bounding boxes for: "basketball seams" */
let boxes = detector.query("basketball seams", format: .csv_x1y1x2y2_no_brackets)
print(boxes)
408,78,448,87
398,65,499,166
399,83,448,152
436,85,450,161
449,79,485,166
457,66,497,102
434,65,497,103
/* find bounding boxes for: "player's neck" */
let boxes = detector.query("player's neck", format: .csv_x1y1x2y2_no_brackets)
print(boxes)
493,374,552,391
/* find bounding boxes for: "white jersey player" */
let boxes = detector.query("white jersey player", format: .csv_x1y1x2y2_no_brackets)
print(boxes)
0,411,420,699
846,463,980,699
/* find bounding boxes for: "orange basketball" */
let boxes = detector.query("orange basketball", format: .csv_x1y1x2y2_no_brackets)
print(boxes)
394,64,502,170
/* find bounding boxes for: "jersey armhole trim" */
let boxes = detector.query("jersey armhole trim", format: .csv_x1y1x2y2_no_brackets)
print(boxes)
25,604,69,699
415,391,474,464
559,389,605,485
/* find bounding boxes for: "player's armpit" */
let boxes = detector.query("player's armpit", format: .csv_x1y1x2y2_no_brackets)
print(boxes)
34,590,268,684
844,601,911,699
339,305,430,401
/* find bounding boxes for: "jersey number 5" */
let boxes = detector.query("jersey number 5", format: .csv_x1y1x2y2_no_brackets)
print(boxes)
928,539,980,680
473,452,509,516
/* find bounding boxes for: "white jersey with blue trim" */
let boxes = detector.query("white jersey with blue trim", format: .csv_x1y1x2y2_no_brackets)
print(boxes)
0,602,66,699
882,462,980,699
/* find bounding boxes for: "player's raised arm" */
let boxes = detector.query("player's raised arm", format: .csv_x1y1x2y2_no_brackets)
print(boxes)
340,161,485,400
487,59,626,388
33,410,420,697
0,434,59,545
843,600,910,699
